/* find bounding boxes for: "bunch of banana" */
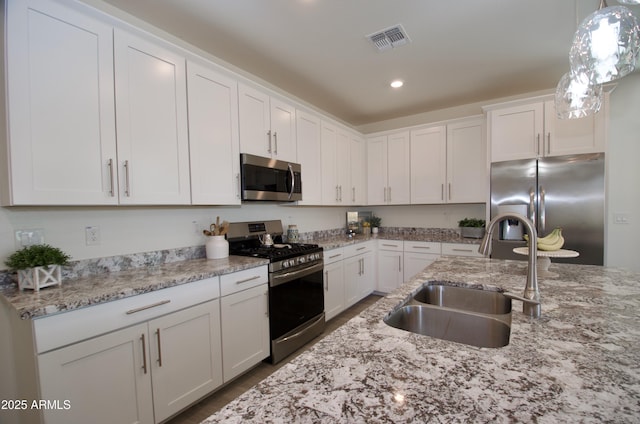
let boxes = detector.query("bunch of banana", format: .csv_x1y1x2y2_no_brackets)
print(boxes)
523,228,564,251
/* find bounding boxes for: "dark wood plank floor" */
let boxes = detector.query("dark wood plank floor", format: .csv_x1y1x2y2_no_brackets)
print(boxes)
165,294,383,424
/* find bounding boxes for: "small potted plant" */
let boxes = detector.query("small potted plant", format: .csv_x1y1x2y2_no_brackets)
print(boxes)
5,244,71,291
368,215,382,234
458,218,486,239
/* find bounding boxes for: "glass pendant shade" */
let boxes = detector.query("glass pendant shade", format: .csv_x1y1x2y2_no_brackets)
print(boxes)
554,71,603,119
617,0,640,4
569,5,640,84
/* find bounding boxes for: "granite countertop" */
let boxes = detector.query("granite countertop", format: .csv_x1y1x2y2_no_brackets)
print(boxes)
0,255,268,320
203,256,640,423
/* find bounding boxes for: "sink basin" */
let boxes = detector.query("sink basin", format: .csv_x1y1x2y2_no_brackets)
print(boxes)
384,305,511,348
413,284,511,315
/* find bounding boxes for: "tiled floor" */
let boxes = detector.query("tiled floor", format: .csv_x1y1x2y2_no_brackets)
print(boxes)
166,294,383,424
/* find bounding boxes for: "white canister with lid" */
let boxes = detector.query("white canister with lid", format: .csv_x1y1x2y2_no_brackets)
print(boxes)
287,225,299,242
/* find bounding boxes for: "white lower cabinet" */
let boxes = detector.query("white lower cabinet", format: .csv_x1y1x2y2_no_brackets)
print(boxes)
442,242,483,257
343,242,375,307
219,268,270,382
403,241,442,282
377,240,404,293
323,248,345,321
37,298,222,424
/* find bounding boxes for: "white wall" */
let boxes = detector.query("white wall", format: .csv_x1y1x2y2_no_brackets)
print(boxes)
605,72,640,271
0,204,349,269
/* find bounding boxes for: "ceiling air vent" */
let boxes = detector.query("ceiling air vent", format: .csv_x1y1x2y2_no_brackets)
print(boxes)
367,24,411,52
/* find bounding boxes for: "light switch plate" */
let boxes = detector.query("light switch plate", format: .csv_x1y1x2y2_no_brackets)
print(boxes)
613,213,630,225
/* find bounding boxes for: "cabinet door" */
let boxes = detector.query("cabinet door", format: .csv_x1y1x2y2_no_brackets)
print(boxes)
404,252,439,282
377,250,404,293
324,261,345,321
149,300,223,422
366,136,388,205
336,129,351,204
489,102,543,162
238,83,271,157
543,99,605,156
350,134,367,205
187,61,240,205
220,284,270,382
447,118,486,203
321,122,339,205
343,255,362,308
5,0,117,205
270,98,297,162
114,29,191,204
38,323,153,424
386,131,411,204
410,126,446,204
296,110,322,205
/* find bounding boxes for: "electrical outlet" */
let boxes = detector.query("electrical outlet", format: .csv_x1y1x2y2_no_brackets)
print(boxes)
15,229,45,248
613,213,630,225
85,226,101,245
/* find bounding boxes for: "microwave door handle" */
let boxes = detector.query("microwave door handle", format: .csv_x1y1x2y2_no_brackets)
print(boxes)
287,163,295,199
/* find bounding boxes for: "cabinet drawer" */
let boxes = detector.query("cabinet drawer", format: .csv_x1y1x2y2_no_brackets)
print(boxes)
343,241,373,258
404,241,441,254
33,277,220,353
378,239,403,251
220,266,268,297
442,243,483,257
324,247,345,265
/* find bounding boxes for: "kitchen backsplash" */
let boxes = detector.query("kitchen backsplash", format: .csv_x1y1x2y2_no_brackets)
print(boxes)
0,227,462,288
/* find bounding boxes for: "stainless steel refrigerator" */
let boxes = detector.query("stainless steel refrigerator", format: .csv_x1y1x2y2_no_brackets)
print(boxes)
490,153,605,265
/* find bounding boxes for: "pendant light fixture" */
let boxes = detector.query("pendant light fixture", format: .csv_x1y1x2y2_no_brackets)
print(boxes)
555,71,603,119
569,0,640,84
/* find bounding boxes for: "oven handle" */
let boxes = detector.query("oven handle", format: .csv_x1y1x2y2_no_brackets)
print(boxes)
276,313,325,344
270,261,324,288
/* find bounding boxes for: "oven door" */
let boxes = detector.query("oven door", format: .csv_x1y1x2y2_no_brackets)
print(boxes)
269,261,324,341
240,154,302,201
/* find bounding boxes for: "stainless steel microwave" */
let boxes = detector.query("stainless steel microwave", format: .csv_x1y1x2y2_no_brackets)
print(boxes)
240,154,302,201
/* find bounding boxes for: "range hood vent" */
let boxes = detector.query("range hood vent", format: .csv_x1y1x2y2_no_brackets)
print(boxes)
367,24,411,52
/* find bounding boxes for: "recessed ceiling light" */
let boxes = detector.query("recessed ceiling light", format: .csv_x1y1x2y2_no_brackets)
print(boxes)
390,80,404,88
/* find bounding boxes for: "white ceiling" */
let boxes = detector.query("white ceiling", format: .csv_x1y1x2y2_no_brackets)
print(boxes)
96,0,639,127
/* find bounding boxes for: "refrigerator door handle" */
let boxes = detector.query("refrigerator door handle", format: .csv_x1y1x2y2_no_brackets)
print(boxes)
539,185,546,234
528,186,536,227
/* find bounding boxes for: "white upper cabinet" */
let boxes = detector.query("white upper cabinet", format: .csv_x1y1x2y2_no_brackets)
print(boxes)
4,0,117,205
114,29,191,205
410,125,447,204
296,110,323,205
320,120,351,205
411,118,486,204
238,83,296,162
187,61,240,205
488,96,606,162
367,131,411,205
349,133,367,205
446,118,486,203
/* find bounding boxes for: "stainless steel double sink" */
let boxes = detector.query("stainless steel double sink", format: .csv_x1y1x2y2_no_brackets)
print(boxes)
384,283,512,348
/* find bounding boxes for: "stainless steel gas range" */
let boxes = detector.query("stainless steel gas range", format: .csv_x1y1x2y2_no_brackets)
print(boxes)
226,220,325,364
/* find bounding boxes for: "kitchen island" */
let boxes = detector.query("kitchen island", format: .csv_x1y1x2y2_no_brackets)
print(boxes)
203,256,640,423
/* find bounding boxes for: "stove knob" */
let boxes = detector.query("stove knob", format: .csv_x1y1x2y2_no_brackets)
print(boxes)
282,260,290,268
299,257,306,264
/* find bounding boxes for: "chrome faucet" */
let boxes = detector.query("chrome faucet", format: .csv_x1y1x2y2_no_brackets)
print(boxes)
479,212,542,318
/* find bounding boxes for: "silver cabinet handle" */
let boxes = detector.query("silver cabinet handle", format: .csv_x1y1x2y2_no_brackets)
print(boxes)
412,246,432,250
388,186,392,202
264,290,269,317
383,187,387,202
107,159,115,197
325,270,329,291
339,185,342,202
352,187,356,202
336,185,340,202
140,334,148,374
546,132,551,155
267,130,272,153
398,256,401,272
329,253,342,259
382,243,399,248
155,328,163,367
235,275,261,285
356,246,366,251
123,160,131,197
273,131,278,155
441,184,444,201
536,133,541,156
452,248,473,252
126,299,170,315
236,173,241,199
448,183,452,201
